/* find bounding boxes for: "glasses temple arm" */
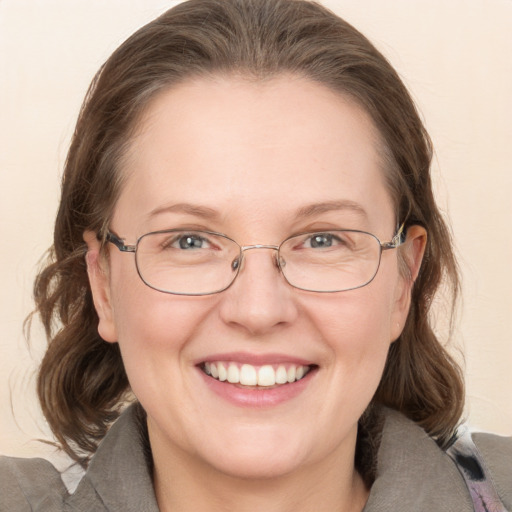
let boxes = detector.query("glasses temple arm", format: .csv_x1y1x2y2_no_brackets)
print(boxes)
105,232,136,252
381,222,406,250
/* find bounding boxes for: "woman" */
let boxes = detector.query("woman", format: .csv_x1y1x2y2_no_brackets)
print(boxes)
1,0,510,510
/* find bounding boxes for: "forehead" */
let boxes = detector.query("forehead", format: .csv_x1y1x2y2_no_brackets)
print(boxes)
114,75,394,236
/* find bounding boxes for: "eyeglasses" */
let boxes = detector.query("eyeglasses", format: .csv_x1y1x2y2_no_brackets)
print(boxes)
105,224,405,296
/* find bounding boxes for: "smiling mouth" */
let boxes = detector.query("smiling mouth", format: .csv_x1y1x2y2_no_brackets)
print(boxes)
200,362,314,387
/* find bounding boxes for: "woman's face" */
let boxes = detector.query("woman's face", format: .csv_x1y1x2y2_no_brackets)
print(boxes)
86,76,421,480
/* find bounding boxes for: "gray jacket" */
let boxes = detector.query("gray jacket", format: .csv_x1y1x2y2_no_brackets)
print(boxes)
1,405,511,511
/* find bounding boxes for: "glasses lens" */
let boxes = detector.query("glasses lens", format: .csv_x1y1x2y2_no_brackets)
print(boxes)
135,230,240,295
133,229,382,295
279,230,381,292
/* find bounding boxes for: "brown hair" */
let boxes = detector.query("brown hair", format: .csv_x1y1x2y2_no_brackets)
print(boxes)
32,0,463,468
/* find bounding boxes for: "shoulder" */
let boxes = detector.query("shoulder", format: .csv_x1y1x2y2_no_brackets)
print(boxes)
1,404,158,512
364,408,511,512
447,427,512,510
472,431,512,508
0,455,68,511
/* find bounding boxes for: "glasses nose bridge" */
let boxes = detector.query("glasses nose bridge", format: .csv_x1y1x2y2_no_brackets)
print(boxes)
240,244,280,253
237,244,282,272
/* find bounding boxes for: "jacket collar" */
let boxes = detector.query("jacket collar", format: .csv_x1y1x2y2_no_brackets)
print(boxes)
67,405,472,511
363,408,473,511
66,404,159,511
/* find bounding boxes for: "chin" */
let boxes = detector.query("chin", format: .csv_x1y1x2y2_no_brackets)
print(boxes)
195,425,313,480
207,449,306,481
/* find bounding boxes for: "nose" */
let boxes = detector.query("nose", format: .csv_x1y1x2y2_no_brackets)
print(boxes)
218,247,299,336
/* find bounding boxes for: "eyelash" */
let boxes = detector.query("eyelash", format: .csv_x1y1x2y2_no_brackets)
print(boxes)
161,233,212,250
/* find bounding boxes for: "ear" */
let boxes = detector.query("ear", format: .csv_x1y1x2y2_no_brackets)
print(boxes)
390,224,427,341
83,230,118,343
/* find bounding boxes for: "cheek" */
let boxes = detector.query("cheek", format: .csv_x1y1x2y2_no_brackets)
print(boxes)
108,269,216,392
287,285,396,446
302,281,396,397
108,254,211,348
306,286,396,352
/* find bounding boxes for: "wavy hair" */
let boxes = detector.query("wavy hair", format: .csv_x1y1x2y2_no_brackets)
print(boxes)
32,0,463,470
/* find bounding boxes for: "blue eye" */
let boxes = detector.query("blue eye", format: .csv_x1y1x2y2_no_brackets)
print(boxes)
309,234,333,248
178,235,205,249
305,233,345,249
174,234,211,250
159,233,211,251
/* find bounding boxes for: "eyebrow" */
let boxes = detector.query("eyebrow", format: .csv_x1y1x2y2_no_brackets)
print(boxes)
146,199,367,222
294,200,368,219
147,202,220,220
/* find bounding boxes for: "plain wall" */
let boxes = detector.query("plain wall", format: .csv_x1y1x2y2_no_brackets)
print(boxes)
1,0,511,464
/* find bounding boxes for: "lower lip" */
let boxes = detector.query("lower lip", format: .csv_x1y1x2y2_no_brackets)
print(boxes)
198,367,316,408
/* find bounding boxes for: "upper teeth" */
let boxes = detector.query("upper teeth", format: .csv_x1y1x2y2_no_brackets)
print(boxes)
203,362,309,387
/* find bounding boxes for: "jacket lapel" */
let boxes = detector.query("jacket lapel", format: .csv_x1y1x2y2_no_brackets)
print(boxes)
363,409,474,511
66,404,159,512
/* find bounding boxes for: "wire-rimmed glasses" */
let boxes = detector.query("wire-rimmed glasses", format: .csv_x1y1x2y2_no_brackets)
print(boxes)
105,224,405,295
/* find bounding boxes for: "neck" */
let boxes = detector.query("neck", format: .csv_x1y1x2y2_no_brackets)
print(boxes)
152,433,369,512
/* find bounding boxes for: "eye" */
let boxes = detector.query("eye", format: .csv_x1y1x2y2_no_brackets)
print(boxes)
165,233,213,250
304,232,344,249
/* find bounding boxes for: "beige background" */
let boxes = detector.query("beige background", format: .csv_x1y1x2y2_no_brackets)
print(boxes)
1,0,511,465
